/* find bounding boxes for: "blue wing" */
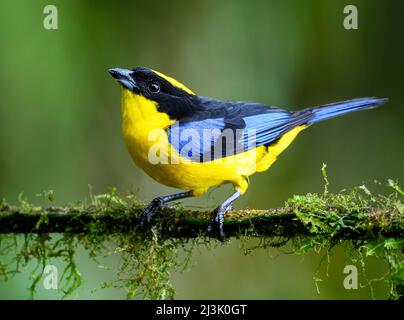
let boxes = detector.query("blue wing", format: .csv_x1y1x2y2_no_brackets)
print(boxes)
167,97,386,163
168,108,309,162
243,111,293,147
168,118,225,162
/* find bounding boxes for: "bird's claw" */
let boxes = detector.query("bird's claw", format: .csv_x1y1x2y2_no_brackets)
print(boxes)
139,198,163,230
207,205,232,241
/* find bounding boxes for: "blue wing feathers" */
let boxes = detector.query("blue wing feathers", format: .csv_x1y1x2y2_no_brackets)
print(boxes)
167,97,387,162
168,118,225,160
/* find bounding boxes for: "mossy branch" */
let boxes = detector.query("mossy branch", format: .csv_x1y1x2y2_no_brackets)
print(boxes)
0,200,402,240
0,175,403,300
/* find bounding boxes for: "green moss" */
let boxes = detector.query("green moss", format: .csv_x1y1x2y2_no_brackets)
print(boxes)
285,169,403,299
0,171,402,299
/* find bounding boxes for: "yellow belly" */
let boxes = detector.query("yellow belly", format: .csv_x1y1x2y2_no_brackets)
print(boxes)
121,89,306,196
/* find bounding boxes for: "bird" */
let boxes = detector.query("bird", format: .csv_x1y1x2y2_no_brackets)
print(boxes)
109,66,386,240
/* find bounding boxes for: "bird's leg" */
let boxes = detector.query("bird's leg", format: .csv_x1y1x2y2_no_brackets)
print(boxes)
207,191,241,241
140,191,193,229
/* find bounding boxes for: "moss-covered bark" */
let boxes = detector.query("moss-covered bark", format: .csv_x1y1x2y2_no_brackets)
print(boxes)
0,176,403,299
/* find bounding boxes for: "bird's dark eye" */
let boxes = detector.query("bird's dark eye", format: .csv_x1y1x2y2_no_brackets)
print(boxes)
148,82,160,93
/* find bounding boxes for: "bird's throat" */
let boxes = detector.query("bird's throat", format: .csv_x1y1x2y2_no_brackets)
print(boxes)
121,89,172,134
120,88,173,165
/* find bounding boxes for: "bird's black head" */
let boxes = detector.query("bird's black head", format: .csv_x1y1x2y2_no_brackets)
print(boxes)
109,67,200,120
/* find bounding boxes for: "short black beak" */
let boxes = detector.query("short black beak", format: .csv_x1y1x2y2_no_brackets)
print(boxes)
108,68,139,92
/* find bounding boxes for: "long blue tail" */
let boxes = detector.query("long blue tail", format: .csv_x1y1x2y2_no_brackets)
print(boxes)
303,97,387,124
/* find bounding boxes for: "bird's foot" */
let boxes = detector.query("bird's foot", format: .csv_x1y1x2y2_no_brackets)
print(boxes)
139,197,163,230
207,205,232,241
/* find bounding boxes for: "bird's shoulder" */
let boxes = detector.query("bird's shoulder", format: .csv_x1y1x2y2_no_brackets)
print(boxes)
186,95,289,126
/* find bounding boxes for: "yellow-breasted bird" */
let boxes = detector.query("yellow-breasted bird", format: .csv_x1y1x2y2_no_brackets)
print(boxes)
109,67,386,240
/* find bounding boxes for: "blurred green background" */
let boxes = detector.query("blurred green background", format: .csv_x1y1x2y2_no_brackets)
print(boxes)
0,0,403,299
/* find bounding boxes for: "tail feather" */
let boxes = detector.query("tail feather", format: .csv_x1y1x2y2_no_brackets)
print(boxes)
304,97,387,124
